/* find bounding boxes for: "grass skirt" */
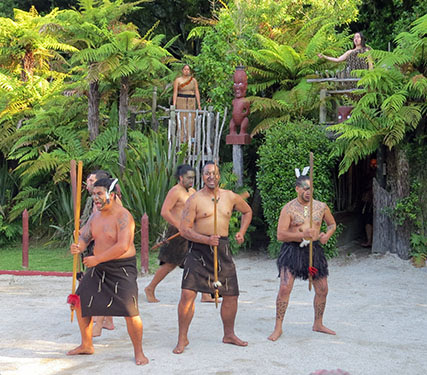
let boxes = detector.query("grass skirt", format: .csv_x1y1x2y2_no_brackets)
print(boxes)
277,241,328,280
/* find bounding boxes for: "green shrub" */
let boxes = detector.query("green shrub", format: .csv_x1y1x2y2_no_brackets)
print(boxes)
256,119,338,257
219,162,254,254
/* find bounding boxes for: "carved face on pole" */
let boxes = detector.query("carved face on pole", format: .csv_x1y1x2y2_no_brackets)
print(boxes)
233,68,248,99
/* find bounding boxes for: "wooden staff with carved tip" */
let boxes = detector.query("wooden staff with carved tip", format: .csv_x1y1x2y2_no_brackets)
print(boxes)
308,152,314,291
69,160,83,322
212,161,220,308
151,232,181,250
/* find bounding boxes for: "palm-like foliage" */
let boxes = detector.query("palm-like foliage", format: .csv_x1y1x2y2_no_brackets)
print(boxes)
329,14,427,174
77,23,174,170
245,20,348,135
0,6,77,80
58,0,151,141
0,6,77,151
116,131,186,243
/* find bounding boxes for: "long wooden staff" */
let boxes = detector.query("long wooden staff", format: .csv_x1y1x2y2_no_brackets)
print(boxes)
308,152,314,291
69,160,83,322
212,161,220,308
151,232,180,250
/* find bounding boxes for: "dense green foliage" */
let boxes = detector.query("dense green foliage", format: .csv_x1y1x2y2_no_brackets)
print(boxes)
352,0,427,50
329,14,426,173
0,1,177,246
116,131,186,243
0,0,425,262
329,14,426,260
257,120,338,257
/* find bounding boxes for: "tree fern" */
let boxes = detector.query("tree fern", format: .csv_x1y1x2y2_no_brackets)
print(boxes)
329,14,426,175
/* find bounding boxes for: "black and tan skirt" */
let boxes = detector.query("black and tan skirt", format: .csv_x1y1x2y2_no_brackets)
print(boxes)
77,256,139,317
158,225,188,268
181,237,239,296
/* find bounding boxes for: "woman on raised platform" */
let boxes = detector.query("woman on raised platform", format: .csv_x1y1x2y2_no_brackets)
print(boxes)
172,64,201,142
318,32,373,72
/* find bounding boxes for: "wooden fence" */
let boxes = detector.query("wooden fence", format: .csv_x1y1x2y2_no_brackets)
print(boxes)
167,105,228,187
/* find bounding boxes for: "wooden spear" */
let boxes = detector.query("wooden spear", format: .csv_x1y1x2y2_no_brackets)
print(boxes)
70,161,83,321
151,232,181,250
212,161,220,308
308,152,314,291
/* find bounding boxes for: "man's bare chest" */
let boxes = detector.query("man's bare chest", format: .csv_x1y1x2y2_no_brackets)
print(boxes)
91,220,117,242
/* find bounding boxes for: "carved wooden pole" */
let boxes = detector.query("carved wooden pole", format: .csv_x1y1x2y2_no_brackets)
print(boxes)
22,209,29,269
226,66,251,188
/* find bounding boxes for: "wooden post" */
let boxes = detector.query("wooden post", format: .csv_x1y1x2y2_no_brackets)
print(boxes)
232,145,244,187
319,89,327,124
151,86,158,131
22,209,29,269
140,213,149,274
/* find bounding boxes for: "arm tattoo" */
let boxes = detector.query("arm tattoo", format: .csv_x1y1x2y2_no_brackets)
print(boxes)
118,213,129,231
327,224,336,232
81,227,92,244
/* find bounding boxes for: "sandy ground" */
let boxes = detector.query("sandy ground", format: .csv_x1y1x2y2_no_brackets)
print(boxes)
1,243,426,375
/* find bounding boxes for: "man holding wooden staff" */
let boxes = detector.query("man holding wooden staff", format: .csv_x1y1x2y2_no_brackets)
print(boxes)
145,164,213,303
173,161,252,354
80,169,116,336
68,178,148,365
268,170,336,342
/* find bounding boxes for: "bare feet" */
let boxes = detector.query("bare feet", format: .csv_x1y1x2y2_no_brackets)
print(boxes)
267,328,283,341
223,334,248,347
144,286,159,303
173,338,189,354
135,352,149,365
67,344,94,356
92,323,103,337
102,318,115,330
313,324,336,335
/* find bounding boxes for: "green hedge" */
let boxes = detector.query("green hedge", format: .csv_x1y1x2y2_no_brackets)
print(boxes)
256,120,339,258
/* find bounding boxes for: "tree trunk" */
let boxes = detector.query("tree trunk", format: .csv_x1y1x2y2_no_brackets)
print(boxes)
372,147,411,259
118,76,129,175
88,80,100,141
21,50,34,81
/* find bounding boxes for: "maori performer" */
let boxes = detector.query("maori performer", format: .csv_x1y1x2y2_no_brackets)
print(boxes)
144,165,214,303
173,161,252,354
268,172,336,342
80,170,116,337
172,64,201,142
68,178,148,365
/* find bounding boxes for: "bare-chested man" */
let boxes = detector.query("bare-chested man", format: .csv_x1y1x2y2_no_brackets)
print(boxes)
68,178,148,365
81,170,115,337
145,164,213,302
268,175,336,341
173,161,252,354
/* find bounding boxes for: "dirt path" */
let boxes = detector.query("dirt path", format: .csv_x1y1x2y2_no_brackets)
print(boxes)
1,244,426,375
